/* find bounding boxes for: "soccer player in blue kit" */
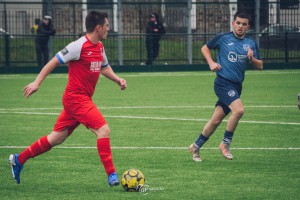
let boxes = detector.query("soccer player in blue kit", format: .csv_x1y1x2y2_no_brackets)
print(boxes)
189,12,263,161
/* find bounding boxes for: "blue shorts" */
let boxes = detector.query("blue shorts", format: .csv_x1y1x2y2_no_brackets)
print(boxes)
214,76,242,115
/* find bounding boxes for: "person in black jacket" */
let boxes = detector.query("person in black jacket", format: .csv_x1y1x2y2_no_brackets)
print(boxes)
145,13,166,65
35,16,56,68
298,93,300,110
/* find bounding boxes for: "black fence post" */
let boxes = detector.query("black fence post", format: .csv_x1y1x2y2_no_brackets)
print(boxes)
73,2,76,39
139,3,142,64
3,2,10,68
5,34,10,68
285,31,288,68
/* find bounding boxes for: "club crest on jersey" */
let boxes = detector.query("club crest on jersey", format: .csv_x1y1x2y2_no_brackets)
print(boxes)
228,90,235,97
61,48,69,56
243,44,250,51
90,61,102,72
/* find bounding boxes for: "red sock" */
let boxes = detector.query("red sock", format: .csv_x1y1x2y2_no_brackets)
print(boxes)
97,138,116,175
18,135,52,165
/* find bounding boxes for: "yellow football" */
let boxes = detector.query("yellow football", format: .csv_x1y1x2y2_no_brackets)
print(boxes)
121,169,145,192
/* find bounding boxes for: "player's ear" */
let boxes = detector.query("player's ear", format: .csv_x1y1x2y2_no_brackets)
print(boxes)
96,25,101,31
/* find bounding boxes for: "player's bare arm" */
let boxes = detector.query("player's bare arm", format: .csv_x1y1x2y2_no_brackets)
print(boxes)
23,57,61,98
201,45,221,72
101,65,127,90
248,48,263,70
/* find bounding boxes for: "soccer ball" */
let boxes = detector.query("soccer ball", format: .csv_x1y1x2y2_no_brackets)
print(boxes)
121,169,145,192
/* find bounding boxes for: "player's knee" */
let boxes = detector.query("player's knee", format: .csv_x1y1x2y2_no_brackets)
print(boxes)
233,107,244,118
95,124,110,138
54,138,65,145
48,130,68,146
211,119,222,127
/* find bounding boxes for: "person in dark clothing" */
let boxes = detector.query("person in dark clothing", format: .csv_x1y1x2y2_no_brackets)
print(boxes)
298,93,300,110
35,15,56,68
145,13,165,65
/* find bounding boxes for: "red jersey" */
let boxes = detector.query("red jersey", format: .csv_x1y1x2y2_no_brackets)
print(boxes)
56,35,109,97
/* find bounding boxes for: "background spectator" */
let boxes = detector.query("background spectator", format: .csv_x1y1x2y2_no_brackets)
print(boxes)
145,13,165,65
35,15,56,69
298,93,300,110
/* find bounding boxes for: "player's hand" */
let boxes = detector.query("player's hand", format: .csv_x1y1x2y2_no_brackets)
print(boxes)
248,48,254,62
118,78,127,90
23,82,39,98
209,62,221,72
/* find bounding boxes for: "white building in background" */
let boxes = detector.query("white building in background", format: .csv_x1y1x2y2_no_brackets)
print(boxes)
0,0,42,34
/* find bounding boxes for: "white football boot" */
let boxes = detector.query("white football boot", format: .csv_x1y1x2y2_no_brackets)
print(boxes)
188,143,202,162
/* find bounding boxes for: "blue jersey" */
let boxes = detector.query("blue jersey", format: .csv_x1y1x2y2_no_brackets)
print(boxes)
206,32,261,84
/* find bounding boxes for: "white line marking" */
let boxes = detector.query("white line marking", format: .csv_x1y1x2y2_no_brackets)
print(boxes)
0,111,58,115
0,146,299,150
0,104,297,111
0,111,299,125
105,115,300,125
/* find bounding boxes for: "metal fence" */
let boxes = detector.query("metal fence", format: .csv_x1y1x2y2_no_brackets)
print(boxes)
1,0,300,70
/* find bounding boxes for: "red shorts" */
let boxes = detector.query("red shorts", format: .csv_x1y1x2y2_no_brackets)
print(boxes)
53,93,107,135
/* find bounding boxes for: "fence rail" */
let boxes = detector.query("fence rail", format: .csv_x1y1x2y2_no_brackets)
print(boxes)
1,1,300,70
1,32,300,68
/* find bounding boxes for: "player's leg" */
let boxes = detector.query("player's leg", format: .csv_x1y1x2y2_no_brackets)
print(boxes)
9,109,78,184
227,98,244,132
65,94,119,187
90,125,120,186
18,129,70,164
202,106,227,137
189,106,226,161
219,98,244,160
9,129,69,184
77,100,119,187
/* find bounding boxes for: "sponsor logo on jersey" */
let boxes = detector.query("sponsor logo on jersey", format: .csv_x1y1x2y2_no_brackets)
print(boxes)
228,52,238,62
61,48,69,56
90,61,102,72
228,52,248,62
87,51,93,55
238,55,248,62
228,42,234,46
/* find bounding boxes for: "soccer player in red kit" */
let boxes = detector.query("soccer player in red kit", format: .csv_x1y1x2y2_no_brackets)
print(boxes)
9,11,126,187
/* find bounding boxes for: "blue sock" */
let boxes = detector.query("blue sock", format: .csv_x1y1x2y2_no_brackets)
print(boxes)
222,130,234,144
195,134,209,148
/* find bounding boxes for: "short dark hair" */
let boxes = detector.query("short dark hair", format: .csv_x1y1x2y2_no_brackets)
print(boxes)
85,11,108,33
233,11,251,22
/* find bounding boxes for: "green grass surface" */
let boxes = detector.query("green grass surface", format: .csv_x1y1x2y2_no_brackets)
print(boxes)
0,70,299,199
